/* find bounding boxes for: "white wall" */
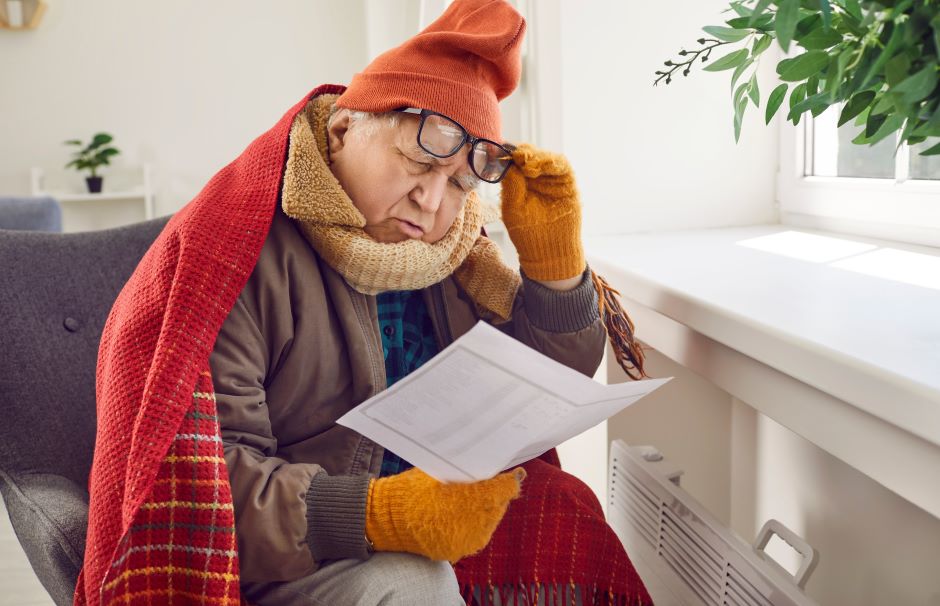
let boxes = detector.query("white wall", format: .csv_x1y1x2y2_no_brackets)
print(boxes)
553,2,940,604
556,0,779,236
0,1,368,229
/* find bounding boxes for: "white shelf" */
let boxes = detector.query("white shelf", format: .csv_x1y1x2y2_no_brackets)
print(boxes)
50,190,147,203
31,164,155,220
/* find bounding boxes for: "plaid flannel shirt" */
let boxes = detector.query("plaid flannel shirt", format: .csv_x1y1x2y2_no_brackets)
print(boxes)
376,289,439,477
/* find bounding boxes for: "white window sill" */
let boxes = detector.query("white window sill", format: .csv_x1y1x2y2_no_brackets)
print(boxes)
586,224,940,518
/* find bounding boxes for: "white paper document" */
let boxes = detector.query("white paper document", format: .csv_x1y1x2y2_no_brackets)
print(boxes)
337,321,672,482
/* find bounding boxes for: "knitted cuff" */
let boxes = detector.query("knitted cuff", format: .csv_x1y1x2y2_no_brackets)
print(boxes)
305,472,372,562
521,266,599,333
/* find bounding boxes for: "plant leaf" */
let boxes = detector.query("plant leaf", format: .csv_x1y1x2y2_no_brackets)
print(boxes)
775,0,801,52
871,93,895,115
787,92,831,121
766,83,789,123
702,25,750,42
794,14,822,40
748,72,761,107
913,103,940,137
727,14,774,31
90,133,113,148
734,81,750,107
884,53,911,87
789,82,808,124
826,49,851,101
931,14,940,63
752,34,773,55
749,0,775,26
838,90,876,126
797,27,843,50
892,62,939,104
865,112,887,138
819,0,832,30
704,48,750,72
859,113,905,145
843,0,862,21
730,1,752,18
858,22,904,91
734,96,748,142
919,141,940,155
806,74,820,96
730,58,754,91
777,51,831,81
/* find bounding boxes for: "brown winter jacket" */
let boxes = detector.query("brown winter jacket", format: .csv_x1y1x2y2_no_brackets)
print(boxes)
209,122,606,585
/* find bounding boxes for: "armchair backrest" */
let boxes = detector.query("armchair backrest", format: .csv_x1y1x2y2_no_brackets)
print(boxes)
0,216,170,486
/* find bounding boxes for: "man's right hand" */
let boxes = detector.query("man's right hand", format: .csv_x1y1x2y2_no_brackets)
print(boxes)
365,466,525,563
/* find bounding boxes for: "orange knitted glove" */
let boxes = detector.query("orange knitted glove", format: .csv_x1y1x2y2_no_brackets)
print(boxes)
365,467,525,563
500,143,585,281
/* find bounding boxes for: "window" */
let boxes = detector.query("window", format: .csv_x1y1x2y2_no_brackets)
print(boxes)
808,106,940,181
778,107,940,248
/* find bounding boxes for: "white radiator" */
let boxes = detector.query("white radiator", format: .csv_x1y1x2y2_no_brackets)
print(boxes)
608,440,819,606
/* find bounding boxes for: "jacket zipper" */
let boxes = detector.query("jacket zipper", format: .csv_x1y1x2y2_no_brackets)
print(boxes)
430,282,455,349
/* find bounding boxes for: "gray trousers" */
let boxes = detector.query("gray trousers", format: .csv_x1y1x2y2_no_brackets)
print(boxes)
241,552,465,606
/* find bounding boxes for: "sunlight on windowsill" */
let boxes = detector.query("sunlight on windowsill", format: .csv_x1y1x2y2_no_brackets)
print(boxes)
736,231,940,292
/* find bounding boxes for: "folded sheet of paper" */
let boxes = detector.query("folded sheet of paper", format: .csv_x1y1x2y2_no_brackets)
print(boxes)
338,321,672,483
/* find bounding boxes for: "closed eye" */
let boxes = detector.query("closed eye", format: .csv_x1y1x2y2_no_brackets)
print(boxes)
402,154,434,174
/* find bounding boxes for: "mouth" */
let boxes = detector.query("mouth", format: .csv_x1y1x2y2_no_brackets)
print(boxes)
396,218,426,239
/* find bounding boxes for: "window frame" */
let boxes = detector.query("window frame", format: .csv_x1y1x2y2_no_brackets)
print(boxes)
777,116,940,248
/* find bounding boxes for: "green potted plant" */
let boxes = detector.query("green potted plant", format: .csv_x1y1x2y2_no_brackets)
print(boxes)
64,132,121,193
658,0,940,155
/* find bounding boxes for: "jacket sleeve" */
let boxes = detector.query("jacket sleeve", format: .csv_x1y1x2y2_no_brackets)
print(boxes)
497,265,606,377
210,294,370,583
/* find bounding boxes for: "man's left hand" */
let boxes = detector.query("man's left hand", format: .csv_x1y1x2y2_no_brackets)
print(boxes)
500,143,585,287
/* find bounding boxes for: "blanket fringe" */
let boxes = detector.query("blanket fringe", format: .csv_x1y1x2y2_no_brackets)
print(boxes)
459,581,650,605
592,272,647,381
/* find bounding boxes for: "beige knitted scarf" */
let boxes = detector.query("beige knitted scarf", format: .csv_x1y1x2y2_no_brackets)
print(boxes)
280,94,520,321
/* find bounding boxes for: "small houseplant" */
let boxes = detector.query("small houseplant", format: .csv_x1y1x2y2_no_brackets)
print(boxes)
657,0,940,155
64,133,121,193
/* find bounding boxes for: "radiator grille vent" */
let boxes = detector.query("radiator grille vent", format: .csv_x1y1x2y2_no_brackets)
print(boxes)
615,471,658,546
609,440,816,606
727,567,774,606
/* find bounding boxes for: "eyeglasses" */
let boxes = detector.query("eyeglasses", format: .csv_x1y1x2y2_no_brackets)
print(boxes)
396,108,514,184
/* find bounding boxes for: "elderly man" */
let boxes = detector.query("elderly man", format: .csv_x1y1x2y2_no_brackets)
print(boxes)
77,1,649,605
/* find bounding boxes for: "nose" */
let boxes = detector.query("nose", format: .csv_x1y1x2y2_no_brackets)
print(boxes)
410,171,446,214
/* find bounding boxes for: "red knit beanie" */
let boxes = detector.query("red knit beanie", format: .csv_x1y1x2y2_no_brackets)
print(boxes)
335,0,525,142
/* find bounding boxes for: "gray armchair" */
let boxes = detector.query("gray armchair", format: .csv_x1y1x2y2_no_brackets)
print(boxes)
0,196,63,232
0,216,170,605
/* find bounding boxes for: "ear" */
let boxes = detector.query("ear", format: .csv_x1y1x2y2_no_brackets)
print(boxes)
327,109,353,155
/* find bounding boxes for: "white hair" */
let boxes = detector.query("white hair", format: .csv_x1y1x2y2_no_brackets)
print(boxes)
328,107,400,138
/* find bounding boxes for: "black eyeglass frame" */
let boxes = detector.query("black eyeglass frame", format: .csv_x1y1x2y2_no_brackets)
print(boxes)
396,107,514,184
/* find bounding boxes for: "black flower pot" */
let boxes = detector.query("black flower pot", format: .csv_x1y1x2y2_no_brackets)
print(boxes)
86,176,103,193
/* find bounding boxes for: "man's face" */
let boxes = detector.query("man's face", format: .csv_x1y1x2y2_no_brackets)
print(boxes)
327,110,479,244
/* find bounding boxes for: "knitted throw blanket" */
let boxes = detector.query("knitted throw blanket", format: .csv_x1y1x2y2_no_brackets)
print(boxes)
76,84,650,605
456,453,653,606
74,86,335,605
